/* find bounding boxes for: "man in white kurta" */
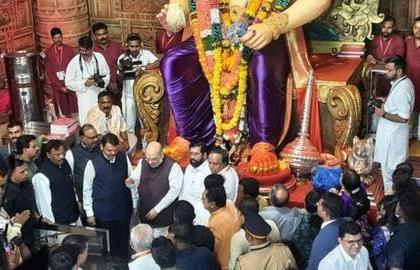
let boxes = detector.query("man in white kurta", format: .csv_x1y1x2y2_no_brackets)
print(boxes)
208,147,239,202
118,33,159,133
179,142,211,226
65,36,110,125
373,56,415,195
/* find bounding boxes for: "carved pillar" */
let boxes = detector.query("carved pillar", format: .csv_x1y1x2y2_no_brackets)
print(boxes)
33,0,90,50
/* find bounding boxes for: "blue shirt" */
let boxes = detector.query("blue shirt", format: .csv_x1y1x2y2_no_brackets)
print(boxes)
259,205,301,241
176,246,218,270
386,222,420,270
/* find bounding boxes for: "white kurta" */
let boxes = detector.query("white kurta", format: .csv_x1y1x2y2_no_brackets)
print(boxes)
219,166,239,202
118,50,158,133
65,52,110,125
374,75,414,194
179,160,212,226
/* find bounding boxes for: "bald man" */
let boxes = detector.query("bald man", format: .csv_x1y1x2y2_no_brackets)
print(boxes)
259,184,301,242
126,141,183,237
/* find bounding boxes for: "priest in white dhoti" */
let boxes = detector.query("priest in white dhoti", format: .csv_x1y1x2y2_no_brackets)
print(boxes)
373,56,415,195
86,91,137,155
65,36,110,125
117,33,159,133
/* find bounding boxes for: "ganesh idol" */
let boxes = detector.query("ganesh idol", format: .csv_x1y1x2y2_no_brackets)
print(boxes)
155,0,331,183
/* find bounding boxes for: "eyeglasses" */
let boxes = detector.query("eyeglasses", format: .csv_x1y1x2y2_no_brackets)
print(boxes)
84,135,98,140
342,238,363,246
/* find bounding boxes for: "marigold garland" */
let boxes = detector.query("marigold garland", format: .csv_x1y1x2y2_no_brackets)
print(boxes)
189,0,288,138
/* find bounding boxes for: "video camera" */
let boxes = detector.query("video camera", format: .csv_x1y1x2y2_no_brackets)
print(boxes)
119,57,142,80
367,98,383,114
93,73,106,88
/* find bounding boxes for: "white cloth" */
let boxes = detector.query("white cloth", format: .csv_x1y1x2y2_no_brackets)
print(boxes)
318,245,371,270
118,50,158,132
219,166,239,202
129,252,160,270
128,159,183,214
83,153,133,217
374,76,415,194
65,52,110,125
85,104,138,154
179,161,211,226
32,172,79,223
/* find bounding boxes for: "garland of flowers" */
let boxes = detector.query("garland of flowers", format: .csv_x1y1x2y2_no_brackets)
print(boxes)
189,0,288,138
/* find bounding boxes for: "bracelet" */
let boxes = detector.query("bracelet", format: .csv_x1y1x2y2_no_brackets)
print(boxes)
263,12,289,40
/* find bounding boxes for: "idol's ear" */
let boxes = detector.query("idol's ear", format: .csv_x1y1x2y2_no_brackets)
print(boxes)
352,136,359,145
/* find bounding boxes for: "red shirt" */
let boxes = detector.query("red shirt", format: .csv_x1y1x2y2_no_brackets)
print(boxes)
406,36,420,112
45,44,75,91
93,41,124,83
368,34,405,62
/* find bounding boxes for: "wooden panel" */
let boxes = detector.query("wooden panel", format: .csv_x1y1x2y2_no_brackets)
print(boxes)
88,0,167,51
379,0,420,36
0,0,36,83
33,0,90,50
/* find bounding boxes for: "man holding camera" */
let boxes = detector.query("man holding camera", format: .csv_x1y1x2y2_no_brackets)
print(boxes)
117,33,158,133
373,56,415,195
65,36,110,125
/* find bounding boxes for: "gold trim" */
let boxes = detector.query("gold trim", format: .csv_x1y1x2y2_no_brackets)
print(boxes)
134,72,165,142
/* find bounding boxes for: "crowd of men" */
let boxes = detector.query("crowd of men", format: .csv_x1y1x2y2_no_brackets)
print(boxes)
0,15,420,270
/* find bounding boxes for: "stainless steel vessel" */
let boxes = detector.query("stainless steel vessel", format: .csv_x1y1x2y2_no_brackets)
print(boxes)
3,50,45,125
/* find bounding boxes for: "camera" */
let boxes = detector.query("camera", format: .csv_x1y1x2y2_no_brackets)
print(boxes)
93,73,106,88
119,57,142,80
367,98,383,114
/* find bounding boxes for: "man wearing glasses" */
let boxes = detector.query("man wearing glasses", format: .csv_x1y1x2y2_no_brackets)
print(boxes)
65,36,110,125
65,124,100,224
319,221,371,269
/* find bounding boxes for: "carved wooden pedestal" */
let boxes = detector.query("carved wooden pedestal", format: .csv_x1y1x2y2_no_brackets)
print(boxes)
310,53,363,155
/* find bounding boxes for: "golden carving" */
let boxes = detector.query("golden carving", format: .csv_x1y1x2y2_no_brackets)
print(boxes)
134,72,165,142
318,82,346,103
330,0,384,42
326,84,362,155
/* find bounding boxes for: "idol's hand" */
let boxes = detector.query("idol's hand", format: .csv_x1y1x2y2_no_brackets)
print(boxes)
156,4,172,36
239,23,273,50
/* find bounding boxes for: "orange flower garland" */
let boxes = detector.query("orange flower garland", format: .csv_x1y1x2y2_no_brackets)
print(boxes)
190,0,275,138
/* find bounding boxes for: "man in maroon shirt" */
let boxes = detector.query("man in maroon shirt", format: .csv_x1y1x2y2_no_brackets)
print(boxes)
406,17,420,138
44,28,78,117
92,23,124,104
367,16,405,97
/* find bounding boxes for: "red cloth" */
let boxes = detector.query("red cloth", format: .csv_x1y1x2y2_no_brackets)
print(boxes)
0,89,10,113
45,44,78,116
406,37,420,112
93,41,124,84
368,35,406,97
155,31,183,54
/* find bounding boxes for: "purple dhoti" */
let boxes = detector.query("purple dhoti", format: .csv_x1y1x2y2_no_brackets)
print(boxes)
160,36,290,146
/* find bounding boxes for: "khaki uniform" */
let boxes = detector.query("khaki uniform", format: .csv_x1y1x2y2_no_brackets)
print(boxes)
235,242,297,270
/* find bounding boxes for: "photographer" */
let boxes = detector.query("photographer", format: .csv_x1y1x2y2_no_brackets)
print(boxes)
117,33,159,133
373,56,415,195
65,36,110,125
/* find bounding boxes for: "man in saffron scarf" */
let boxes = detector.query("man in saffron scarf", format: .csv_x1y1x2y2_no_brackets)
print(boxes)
44,28,78,117
157,0,330,176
